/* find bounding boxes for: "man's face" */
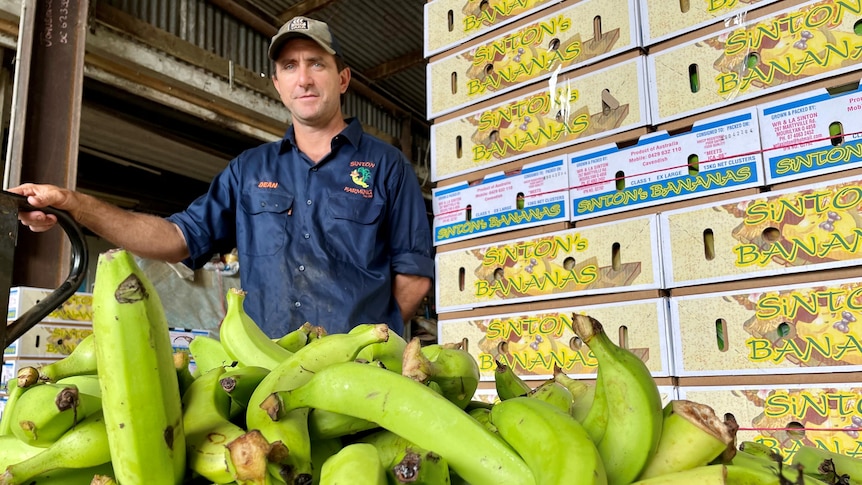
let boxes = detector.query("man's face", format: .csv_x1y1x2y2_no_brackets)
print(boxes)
271,38,350,129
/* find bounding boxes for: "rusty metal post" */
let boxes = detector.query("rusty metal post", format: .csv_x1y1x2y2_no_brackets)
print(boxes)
6,0,88,289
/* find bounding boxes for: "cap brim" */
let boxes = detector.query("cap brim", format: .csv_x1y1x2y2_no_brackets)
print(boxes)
268,32,337,61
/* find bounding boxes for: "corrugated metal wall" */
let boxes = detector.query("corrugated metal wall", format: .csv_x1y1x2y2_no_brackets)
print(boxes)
102,0,429,155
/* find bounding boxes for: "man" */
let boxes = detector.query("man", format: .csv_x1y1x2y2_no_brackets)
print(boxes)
10,16,434,337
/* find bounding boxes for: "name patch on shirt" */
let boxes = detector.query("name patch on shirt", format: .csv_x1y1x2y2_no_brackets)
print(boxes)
258,181,279,189
346,161,375,198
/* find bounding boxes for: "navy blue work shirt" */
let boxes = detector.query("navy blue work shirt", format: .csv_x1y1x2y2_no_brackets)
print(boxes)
167,118,434,337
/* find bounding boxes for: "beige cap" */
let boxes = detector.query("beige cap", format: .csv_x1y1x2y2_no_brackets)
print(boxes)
268,16,343,61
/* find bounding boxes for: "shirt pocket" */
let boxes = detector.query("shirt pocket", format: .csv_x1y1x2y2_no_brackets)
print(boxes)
325,194,385,265
239,191,294,256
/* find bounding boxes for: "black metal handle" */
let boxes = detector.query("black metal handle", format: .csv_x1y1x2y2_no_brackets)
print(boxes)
4,190,89,344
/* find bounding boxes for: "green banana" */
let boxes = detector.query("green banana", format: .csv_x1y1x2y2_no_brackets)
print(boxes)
793,445,862,484
726,463,825,485
246,323,390,483
219,365,271,410
225,430,276,485
91,249,185,485
308,408,378,440
731,451,828,485
38,333,97,382
572,314,663,485
630,464,727,484
358,429,417,469
310,438,343,485
174,350,197,397
581,361,608,443
491,396,606,485
219,288,292,370
401,337,480,409
189,335,236,376
0,369,40,436
739,441,783,462
273,322,314,352
183,366,246,483
553,366,596,421
390,449,451,485
0,411,111,485
467,407,497,433
0,435,42,472
320,443,387,485
9,382,102,447
526,379,573,413
493,358,531,400
264,361,535,485
55,374,102,398
15,463,114,485
638,400,735,480
355,325,408,374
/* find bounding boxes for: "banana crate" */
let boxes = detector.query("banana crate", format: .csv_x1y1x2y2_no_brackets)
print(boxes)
7,286,93,325
473,383,679,407
4,323,92,360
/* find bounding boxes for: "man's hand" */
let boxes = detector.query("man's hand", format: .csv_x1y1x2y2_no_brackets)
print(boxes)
7,183,78,232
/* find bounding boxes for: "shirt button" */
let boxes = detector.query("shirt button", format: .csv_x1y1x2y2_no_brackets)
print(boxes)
306,199,312,206
260,202,266,207
304,233,310,239
294,301,301,308
311,167,318,172
299,265,305,271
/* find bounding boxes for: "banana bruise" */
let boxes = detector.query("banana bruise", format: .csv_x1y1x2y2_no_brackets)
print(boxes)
638,400,735,480
793,445,862,484
572,314,663,485
219,288,292,370
246,323,390,483
274,322,314,352
355,325,408,374
401,338,479,409
189,335,236,376
224,429,276,485
0,435,42,472
266,361,535,485
9,383,102,447
320,443,387,485
91,249,185,485
390,449,451,485
526,379,573,413
38,333,97,382
183,366,247,483
491,397,607,485
0,411,111,485
493,358,531,400
308,408,378,440
219,365,271,410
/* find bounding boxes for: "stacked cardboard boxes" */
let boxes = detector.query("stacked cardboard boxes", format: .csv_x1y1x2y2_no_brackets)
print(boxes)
426,0,862,459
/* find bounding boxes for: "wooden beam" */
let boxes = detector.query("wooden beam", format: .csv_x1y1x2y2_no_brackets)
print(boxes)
276,0,340,23
364,50,425,82
206,0,279,36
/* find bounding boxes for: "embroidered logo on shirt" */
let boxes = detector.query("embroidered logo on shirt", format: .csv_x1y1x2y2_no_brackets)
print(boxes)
258,181,279,189
345,161,375,198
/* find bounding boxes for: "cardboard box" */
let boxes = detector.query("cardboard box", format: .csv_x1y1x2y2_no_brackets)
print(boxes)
648,0,862,124
660,175,862,288
168,328,210,353
435,214,663,312
6,287,93,324
639,0,779,46
4,323,92,359
759,78,862,184
433,154,570,245
431,55,650,181
474,382,677,406
670,277,862,377
424,0,563,57
569,106,765,222
678,382,862,460
438,297,672,380
427,0,641,118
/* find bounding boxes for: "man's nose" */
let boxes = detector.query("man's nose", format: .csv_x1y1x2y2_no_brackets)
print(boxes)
296,65,313,86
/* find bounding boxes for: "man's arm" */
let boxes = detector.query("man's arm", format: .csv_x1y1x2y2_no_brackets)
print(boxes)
9,183,190,263
393,273,432,324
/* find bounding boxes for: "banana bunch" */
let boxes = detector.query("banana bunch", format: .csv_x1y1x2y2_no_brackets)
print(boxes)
5,256,860,485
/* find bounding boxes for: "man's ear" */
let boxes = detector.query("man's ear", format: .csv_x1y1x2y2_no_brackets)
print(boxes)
339,67,351,94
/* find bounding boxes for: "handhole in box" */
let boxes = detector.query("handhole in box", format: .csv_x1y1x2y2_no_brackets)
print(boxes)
601,89,620,115
787,421,805,439
516,192,525,210
466,204,473,221
688,154,700,176
459,267,466,291
549,38,560,52
569,335,583,350
593,16,603,43
678,0,690,13
563,257,576,270
855,19,862,35
615,170,626,191
688,64,700,93
715,318,728,352
618,325,628,349
745,53,759,70
456,135,463,158
703,229,715,261
762,227,780,243
447,10,454,32
451,72,458,94
777,322,790,339
493,268,505,281
34,335,41,349
829,121,845,146
497,341,509,354
611,243,621,271
460,337,469,352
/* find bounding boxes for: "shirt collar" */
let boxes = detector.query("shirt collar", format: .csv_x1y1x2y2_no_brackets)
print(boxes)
278,117,362,154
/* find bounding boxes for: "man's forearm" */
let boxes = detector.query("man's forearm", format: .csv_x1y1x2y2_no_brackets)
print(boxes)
393,274,432,324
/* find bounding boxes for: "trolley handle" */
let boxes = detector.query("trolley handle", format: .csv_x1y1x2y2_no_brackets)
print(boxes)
4,191,89,345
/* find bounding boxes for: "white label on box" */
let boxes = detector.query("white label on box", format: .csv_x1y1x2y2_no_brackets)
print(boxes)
759,80,862,184
433,157,570,245
569,107,764,221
